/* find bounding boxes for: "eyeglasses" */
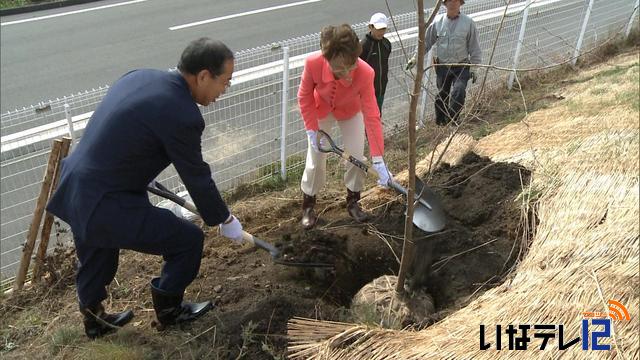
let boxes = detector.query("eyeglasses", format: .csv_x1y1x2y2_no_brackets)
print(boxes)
329,59,357,74
208,70,232,88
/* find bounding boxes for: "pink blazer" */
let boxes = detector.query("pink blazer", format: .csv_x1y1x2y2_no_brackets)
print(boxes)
297,52,384,157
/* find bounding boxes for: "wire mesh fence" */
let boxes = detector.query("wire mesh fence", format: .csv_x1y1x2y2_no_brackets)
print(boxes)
1,0,637,282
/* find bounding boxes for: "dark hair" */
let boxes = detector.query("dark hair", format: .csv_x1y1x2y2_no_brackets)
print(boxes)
320,24,362,64
178,38,234,76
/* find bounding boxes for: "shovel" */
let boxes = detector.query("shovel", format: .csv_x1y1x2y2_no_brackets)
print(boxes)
147,181,333,268
316,130,446,232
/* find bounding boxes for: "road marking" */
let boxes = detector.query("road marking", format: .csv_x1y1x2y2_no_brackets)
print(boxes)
1,0,149,27
169,0,322,31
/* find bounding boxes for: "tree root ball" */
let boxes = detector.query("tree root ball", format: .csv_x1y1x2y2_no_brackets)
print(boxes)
351,275,435,329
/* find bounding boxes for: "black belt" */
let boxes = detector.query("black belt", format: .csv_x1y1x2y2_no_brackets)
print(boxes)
433,57,469,65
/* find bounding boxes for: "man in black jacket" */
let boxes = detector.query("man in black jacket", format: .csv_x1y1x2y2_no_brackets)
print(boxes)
47,38,244,338
360,13,392,113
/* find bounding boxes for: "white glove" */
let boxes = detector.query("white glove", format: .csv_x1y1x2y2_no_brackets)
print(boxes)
372,157,392,188
306,130,319,153
406,57,416,71
219,215,244,245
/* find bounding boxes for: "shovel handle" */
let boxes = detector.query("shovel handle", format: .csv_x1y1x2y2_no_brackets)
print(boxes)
317,130,380,178
388,181,433,211
241,231,255,245
311,135,435,210
148,181,281,256
242,232,280,257
342,151,379,178
147,182,199,214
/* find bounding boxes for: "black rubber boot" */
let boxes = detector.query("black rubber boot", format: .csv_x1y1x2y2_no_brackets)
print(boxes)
301,193,317,230
150,278,213,327
80,303,134,339
346,189,370,223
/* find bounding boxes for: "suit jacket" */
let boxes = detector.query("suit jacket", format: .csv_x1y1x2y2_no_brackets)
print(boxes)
297,52,384,157
47,69,230,243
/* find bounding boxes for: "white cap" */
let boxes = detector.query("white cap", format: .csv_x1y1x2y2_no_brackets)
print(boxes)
369,13,388,30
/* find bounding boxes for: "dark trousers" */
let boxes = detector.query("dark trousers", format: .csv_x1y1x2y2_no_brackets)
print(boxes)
434,65,471,125
74,194,204,308
376,93,385,115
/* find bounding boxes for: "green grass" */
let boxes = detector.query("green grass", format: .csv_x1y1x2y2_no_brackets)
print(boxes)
79,341,146,360
594,88,640,112
0,0,52,9
471,124,493,139
224,155,307,203
260,341,285,360
620,88,640,112
594,66,624,80
469,108,527,140
565,99,582,113
0,0,27,9
516,183,545,206
50,326,83,355
49,327,164,359
236,321,259,359
593,63,637,81
571,62,638,86
223,152,353,204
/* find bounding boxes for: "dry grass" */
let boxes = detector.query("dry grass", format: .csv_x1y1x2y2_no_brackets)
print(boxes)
286,50,639,359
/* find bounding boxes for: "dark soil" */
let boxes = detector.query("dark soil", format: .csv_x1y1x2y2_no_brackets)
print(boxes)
0,152,532,359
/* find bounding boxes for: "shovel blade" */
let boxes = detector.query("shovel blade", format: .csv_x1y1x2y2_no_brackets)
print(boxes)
411,176,446,232
412,200,446,232
253,236,333,268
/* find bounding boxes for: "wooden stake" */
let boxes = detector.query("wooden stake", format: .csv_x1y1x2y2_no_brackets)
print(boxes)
396,1,442,294
13,139,64,291
32,137,71,283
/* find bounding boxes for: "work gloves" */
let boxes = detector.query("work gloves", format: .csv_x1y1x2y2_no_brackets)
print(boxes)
219,215,244,245
406,57,417,71
306,130,320,153
372,157,392,188
306,129,329,153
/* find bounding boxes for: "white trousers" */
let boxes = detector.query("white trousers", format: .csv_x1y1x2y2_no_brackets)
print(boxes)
301,112,366,196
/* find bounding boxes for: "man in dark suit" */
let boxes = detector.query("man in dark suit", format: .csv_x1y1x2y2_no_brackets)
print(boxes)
47,38,243,338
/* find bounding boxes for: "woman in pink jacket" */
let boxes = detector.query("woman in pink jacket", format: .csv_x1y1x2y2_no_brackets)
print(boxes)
298,24,392,230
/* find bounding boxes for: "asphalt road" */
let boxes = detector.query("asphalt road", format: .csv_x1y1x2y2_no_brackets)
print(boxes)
0,0,430,113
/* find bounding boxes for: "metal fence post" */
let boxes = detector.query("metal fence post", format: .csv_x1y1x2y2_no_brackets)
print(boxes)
626,0,639,38
573,0,595,66
508,0,532,90
280,46,290,180
64,103,76,148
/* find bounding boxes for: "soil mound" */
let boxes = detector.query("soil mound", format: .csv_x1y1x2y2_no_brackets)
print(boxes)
2,152,532,359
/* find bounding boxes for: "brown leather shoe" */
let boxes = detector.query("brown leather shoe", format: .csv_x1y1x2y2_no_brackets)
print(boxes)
346,189,370,223
301,193,317,230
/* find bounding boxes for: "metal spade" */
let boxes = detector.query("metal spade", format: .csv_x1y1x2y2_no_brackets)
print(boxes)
317,130,446,232
147,181,333,268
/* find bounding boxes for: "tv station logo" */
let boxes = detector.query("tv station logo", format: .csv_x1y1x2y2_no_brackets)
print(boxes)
480,299,630,351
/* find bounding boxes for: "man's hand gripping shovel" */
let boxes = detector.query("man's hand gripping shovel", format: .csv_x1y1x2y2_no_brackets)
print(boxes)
147,181,333,268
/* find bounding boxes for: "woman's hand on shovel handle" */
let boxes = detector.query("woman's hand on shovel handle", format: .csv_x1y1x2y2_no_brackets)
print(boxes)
372,157,392,188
